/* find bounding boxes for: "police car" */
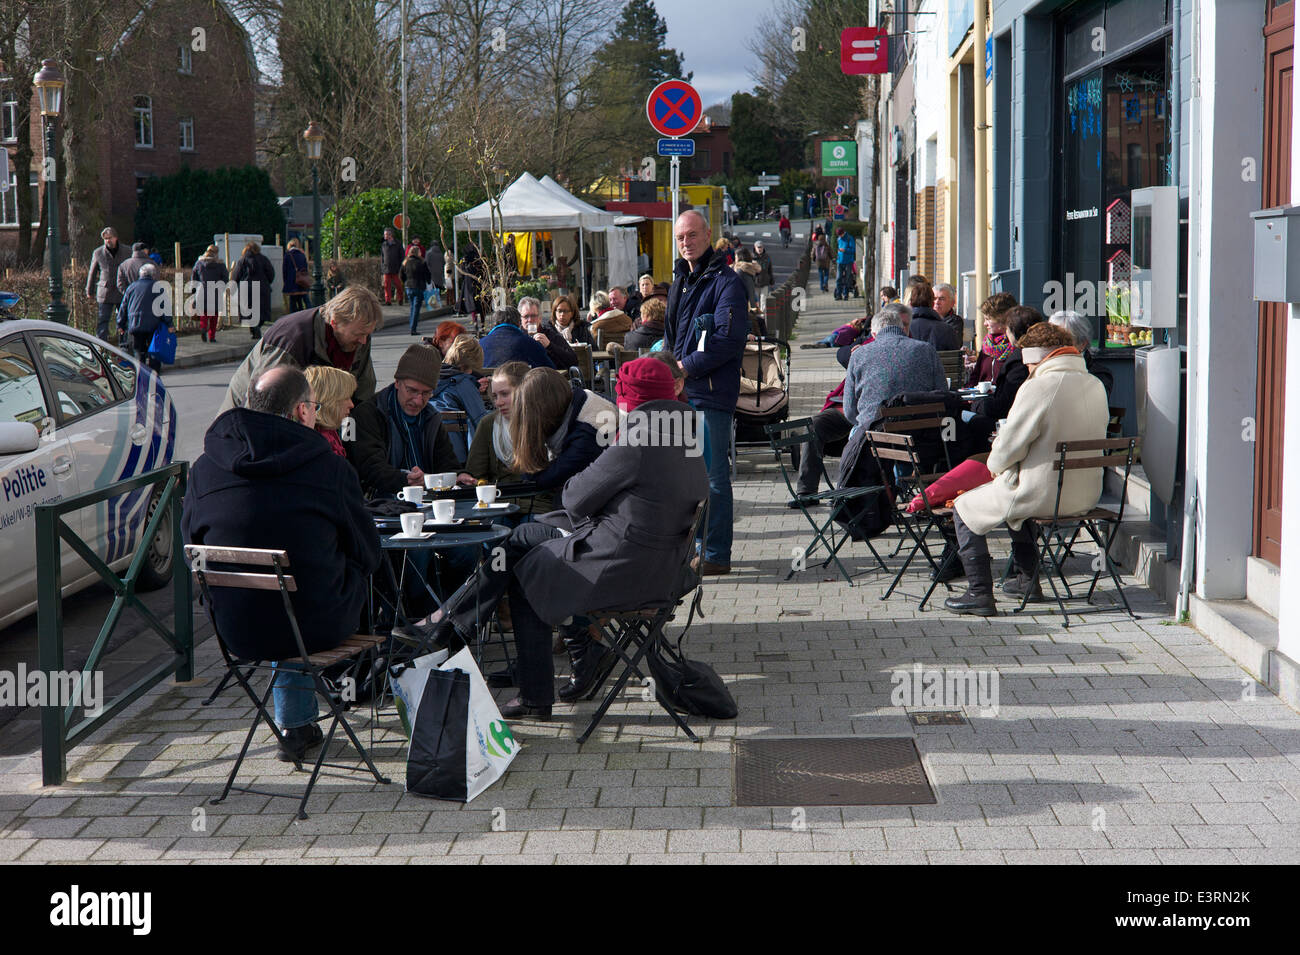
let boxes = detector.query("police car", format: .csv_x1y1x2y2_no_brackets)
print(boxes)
0,320,176,630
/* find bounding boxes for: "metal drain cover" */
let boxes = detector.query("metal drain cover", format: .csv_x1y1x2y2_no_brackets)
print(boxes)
734,737,936,806
754,652,790,662
909,711,967,726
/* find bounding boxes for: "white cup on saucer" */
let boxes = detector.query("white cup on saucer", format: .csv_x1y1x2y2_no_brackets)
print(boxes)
397,485,425,504
399,512,424,536
976,381,994,395
423,473,440,491
432,499,455,523
476,484,499,506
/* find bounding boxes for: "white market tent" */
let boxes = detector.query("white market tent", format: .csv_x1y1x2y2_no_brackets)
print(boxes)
451,173,633,312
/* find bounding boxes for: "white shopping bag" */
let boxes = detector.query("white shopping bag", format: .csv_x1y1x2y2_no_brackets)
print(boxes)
438,647,519,802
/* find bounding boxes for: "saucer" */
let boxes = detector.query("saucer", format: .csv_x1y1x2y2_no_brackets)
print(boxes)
389,530,434,541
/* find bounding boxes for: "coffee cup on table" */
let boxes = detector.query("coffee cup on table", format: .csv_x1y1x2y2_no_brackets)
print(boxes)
399,512,424,536
423,473,440,491
397,485,425,505
976,381,993,395
440,472,457,489
476,484,499,506
432,499,455,523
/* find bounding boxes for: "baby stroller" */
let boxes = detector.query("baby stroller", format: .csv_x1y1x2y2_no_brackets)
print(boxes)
731,336,792,476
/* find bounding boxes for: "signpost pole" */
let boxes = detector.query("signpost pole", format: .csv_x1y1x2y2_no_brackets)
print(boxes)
671,155,680,225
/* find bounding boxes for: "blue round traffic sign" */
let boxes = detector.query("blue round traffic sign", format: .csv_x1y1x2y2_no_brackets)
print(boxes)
646,80,702,137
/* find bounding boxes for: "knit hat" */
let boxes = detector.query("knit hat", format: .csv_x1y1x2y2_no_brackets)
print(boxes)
394,344,441,389
615,357,676,411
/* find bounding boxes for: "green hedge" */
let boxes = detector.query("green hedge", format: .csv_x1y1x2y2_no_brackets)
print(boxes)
135,166,286,262
322,188,473,258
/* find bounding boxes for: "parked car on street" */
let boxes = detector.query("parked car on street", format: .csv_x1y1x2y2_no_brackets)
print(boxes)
0,320,177,630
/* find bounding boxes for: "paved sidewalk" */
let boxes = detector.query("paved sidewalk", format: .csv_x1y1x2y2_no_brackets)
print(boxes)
4,287,1299,864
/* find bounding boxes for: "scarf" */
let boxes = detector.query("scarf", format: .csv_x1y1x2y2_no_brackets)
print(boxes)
491,413,514,468
555,321,574,343
982,329,1014,362
325,322,356,371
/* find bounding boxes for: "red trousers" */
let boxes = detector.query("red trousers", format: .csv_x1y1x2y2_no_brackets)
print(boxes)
383,273,404,304
198,315,218,341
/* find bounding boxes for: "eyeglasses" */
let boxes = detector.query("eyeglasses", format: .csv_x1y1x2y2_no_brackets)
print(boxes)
299,400,322,413
399,384,434,400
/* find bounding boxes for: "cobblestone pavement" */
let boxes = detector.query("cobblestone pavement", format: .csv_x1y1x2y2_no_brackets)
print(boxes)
4,288,1299,865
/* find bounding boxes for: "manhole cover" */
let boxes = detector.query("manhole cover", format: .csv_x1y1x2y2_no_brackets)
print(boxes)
734,737,936,806
908,711,967,726
754,652,790,662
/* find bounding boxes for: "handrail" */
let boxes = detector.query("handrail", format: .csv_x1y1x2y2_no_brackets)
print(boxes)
35,461,193,785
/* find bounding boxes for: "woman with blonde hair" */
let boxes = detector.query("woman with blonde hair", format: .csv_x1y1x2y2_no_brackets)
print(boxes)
284,236,311,313
192,244,228,343
304,365,357,457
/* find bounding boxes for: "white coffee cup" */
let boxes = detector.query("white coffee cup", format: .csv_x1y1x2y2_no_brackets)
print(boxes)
397,485,425,504
440,472,457,489
476,484,499,505
432,499,455,523
399,512,424,536
423,473,440,490
976,381,994,395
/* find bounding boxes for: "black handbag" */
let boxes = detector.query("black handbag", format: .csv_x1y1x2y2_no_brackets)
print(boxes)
645,634,737,720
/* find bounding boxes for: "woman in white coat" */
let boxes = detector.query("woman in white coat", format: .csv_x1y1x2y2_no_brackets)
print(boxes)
946,322,1110,616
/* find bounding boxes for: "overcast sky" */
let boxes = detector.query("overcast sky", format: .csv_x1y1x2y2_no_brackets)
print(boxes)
653,0,761,108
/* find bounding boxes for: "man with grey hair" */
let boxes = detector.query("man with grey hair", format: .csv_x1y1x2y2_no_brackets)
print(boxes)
843,307,946,435
116,262,172,372
934,283,966,344
183,363,380,763
518,296,578,369
85,227,128,341
1050,309,1113,395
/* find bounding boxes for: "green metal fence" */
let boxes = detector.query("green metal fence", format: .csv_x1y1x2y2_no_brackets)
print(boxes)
35,462,193,786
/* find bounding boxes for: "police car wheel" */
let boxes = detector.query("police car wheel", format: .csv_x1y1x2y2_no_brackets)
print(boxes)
136,487,174,590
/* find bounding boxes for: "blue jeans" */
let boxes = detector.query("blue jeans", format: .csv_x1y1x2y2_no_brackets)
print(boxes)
272,662,317,729
694,405,734,565
835,263,854,299
818,265,829,291
407,289,422,332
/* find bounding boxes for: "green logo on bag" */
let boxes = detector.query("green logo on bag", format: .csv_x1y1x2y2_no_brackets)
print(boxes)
485,719,516,758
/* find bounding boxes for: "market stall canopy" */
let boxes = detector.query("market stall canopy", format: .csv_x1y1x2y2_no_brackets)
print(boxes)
453,172,618,231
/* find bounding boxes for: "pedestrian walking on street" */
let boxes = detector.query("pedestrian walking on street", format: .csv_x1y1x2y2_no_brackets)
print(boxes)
734,247,760,307
117,263,172,373
424,240,446,309
400,249,431,335
778,213,791,248
814,232,832,292
753,241,774,310
381,227,404,305
116,241,152,299
86,227,129,341
192,245,229,343
283,237,310,313
834,227,857,300
663,209,750,576
231,240,276,337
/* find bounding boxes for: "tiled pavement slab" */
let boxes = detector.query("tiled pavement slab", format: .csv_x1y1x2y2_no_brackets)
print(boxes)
3,288,1298,864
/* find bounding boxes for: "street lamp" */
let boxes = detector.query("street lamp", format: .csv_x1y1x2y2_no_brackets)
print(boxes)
33,59,67,325
302,121,326,307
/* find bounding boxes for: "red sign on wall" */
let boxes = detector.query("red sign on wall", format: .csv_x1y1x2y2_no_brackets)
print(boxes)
841,28,887,75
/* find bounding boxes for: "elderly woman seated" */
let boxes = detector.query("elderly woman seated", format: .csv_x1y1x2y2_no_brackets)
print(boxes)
945,323,1110,616
398,359,707,719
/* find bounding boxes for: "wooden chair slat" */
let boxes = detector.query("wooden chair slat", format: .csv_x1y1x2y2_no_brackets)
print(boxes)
198,570,297,592
1054,437,1135,453
879,402,947,419
185,545,288,567
1055,455,1127,471
873,447,914,463
883,417,947,433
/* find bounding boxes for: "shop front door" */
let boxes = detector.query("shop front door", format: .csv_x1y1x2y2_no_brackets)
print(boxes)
1254,0,1292,566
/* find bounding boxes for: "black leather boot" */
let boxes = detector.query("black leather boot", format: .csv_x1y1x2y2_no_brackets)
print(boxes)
558,625,616,703
944,557,997,616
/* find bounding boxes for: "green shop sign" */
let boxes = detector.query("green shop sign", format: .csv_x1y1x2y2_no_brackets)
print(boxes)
821,141,857,177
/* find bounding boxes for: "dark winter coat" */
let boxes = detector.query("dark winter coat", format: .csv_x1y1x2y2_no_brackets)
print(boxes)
347,383,460,496
381,238,403,274
425,245,446,289
191,257,229,315
400,257,432,292
514,398,709,625
116,276,172,336
283,247,309,294
480,322,555,370
535,322,579,370
182,408,381,660
662,245,750,413
432,366,489,462
909,306,961,352
231,251,276,329
115,250,151,297
522,382,615,491
219,306,376,412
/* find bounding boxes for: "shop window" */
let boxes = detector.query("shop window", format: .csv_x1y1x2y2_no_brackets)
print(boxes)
1,89,17,143
179,116,195,151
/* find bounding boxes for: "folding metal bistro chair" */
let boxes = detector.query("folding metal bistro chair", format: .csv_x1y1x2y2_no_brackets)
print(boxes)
1010,437,1140,627
576,504,708,744
765,418,888,585
186,545,391,819
937,349,965,388
864,430,958,610
875,400,954,559
571,342,595,390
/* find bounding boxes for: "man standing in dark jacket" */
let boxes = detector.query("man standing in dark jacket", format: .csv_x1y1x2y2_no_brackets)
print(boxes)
182,365,381,761
424,241,446,308
348,343,460,494
480,307,555,369
662,209,749,575
381,227,404,305
906,282,960,351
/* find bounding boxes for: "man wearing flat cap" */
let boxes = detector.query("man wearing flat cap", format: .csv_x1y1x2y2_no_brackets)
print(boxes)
348,343,460,495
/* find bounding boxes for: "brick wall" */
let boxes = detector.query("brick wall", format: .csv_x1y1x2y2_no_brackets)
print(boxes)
916,185,936,279
935,180,947,281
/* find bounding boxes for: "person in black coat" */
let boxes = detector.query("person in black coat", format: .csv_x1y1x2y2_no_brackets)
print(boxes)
906,282,960,352
480,307,556,369
231,240,276,338
393,360,705,719
347,344,460,495
424,241,446,307
182,365,381,759
399,251,432,335
959,305,1046,456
